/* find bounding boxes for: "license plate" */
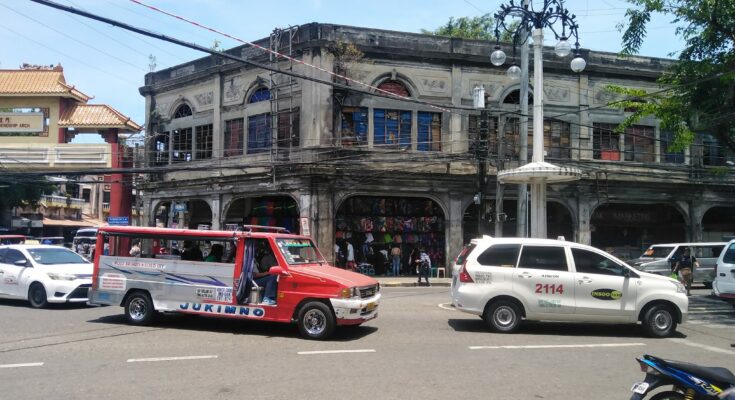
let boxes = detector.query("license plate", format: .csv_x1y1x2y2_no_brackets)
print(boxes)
630,382,649,394
366,302,376,312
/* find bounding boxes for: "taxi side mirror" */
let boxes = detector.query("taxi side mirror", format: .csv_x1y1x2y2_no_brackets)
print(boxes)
14,259,29,267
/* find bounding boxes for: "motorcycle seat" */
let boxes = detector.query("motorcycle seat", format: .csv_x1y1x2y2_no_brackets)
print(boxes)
666,360,735,386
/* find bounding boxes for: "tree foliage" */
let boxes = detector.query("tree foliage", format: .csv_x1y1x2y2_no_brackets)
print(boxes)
0,177,55,211
617,0,735,152
423,14,516,42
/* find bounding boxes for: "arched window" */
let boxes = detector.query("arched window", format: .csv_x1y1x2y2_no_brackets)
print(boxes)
173,104,192,119
377,80,410,97
249,87,271,103
502,89,533,104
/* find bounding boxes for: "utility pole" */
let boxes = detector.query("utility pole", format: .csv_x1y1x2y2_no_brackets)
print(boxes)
495,115,505,237
517,0,530,238
477,109,489,236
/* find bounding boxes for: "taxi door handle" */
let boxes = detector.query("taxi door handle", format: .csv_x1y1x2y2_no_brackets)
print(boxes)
578,278,592,284
517,272,533,279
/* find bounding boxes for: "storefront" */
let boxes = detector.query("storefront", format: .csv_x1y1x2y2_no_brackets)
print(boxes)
224,196,300,234
335,195,446,276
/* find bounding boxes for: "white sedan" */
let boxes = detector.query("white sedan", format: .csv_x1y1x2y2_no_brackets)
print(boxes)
0,245,93,308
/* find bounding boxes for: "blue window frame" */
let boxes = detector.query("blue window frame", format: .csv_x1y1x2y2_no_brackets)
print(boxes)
418,112,441,151
248,113,271,154
249,88,271,103
341,107,368,146
374,109,411,147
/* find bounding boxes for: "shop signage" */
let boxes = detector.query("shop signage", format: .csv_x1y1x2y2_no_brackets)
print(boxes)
0,111,45,133
300,217,310,237
108,216,129,226
173,202,188,212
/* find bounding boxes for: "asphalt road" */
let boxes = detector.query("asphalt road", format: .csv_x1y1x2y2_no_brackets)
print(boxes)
0,287,733,400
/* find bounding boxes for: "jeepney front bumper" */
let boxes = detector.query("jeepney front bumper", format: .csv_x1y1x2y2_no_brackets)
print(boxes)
330,293,381,324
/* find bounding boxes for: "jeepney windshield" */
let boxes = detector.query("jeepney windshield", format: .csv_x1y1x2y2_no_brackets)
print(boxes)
275,238,325,265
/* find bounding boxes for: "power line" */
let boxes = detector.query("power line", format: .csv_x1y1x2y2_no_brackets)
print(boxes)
0,3,147,72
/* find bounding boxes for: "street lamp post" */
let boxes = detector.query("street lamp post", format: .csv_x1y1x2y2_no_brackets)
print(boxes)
491,0,585,238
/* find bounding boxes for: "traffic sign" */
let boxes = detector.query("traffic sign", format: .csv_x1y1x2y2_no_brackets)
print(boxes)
108,216,129,226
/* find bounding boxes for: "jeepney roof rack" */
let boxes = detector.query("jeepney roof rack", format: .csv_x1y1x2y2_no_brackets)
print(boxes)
238,225,290,234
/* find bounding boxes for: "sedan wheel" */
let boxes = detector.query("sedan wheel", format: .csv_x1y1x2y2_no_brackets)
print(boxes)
28,283,48,309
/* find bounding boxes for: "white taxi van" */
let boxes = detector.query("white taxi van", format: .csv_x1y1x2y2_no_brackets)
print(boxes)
451,237,688,337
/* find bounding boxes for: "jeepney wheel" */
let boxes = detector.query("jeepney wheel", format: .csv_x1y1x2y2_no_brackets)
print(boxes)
125,291,155,325
28,283,48,309
297,302,335,340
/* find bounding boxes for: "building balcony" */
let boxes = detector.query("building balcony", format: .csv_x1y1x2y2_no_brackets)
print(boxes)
42,195,86,209
0,143,112,170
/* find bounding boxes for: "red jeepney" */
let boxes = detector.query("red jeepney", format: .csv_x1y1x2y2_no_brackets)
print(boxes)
89,225,380,340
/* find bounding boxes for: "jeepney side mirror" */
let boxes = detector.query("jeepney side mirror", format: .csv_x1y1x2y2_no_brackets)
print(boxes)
269,266,290,276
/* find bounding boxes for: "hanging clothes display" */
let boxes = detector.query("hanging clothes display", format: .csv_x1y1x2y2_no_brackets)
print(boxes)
335,196,445,276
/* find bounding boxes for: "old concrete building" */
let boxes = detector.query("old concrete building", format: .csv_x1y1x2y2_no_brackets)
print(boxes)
139,23,735,270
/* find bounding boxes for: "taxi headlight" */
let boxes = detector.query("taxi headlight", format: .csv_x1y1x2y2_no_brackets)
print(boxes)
671,280,687,294
47,272,77,281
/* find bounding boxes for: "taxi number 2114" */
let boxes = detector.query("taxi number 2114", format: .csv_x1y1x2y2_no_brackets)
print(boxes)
535,283,564,295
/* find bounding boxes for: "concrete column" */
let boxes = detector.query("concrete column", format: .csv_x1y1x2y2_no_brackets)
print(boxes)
210,196,221,231
213,74,223,158
450,64,462,154
105,128,132,222
448,195,465,274
577,195,593,246
689,202,706,243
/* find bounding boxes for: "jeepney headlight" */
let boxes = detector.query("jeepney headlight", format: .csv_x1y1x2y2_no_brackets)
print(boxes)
47,272,77,281
340,287,358,298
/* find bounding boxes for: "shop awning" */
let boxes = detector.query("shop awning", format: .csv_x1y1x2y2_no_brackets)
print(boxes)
497,161,582,184
42,216,106,228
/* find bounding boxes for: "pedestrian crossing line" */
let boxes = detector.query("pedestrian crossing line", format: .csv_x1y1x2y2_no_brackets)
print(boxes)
469,343,646,350
297,349,376,355
127,355,218,363
668,338,735,356
0,362,44,369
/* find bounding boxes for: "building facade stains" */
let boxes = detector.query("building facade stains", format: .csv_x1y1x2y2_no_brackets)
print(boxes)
139,23,735,268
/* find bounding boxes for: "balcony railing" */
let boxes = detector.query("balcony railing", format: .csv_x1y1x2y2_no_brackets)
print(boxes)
43,195,86,209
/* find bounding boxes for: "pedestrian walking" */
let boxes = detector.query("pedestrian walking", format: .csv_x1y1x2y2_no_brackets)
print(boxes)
415,247,431,286
390,243,401,276
673,247,698,296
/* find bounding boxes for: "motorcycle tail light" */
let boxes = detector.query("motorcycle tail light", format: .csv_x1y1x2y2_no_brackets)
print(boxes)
638,361,657,375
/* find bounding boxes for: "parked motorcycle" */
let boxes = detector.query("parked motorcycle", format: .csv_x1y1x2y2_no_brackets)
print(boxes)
630,354,735,399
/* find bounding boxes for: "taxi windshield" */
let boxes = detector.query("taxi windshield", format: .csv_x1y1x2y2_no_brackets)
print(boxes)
27,247,89,265
641,246,674,258
275,238,325,265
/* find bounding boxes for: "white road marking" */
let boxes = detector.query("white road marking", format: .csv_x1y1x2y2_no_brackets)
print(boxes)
438,303,456,311
127,355,218,363
0,362,44,369
668,338,735,355
469,343,646,350
297,349,376,355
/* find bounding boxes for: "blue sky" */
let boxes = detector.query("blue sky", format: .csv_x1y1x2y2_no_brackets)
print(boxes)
0,0,684,143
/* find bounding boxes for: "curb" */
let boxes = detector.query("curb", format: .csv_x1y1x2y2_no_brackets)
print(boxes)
380,282,451,288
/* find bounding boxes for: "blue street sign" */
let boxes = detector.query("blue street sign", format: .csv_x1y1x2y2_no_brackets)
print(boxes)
108,216,130,226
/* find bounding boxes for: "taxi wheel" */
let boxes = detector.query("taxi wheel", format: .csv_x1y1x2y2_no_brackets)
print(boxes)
297,302,335,340
125,292,155,325
28,283,48,309
642,304,677,338
485,300,522,333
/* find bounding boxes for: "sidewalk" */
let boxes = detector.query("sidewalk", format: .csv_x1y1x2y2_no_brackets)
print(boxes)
373,276,452,287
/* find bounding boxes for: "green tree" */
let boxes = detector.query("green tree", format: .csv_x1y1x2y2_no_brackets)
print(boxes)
616,0,735,152
0,177,55,222
423,14,516,42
